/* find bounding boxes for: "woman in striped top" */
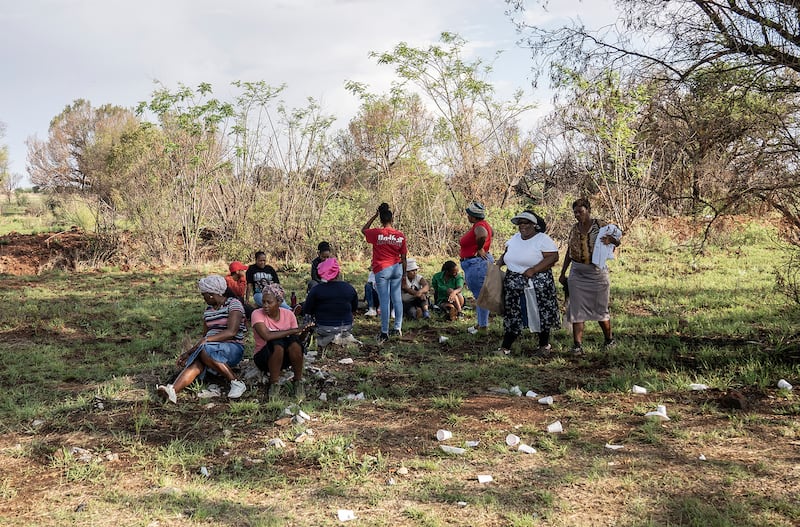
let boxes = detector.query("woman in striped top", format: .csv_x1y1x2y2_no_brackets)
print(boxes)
157,275,248,403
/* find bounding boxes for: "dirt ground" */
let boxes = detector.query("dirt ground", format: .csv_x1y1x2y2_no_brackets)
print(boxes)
0,228,91,275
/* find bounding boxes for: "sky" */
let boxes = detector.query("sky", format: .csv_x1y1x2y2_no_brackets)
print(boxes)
0,0,617,185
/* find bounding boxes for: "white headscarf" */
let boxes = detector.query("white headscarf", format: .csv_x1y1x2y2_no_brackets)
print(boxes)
198,274,227,296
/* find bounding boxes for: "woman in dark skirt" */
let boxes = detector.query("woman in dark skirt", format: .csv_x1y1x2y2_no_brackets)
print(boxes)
496,210,561,356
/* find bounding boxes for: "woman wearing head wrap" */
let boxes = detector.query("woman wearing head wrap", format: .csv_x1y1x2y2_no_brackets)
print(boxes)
362,202,408,343
459,201,494,331
558,197,621,355
156,275,247,404
300,258,360,349
251,283,315,401
496,211,561,356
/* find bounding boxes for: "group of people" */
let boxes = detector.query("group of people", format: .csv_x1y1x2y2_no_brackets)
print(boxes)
157,197,621,404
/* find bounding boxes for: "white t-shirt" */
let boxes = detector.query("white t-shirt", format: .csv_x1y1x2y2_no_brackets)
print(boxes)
503,232,558,274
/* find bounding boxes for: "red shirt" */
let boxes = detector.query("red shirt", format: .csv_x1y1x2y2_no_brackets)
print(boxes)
459,219,492,259
225,274,247,298
363,227,408,273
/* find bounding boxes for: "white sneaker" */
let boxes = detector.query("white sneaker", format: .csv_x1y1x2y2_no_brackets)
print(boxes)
228,379,246,399
157,384,177,404
365,308,377,316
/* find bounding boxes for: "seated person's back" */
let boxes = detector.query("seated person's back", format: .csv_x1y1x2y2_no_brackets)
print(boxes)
303,258,359,327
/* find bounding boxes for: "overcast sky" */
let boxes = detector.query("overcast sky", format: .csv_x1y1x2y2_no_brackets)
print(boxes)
0,0,616,184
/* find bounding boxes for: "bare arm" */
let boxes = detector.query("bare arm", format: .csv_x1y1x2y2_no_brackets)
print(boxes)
474,225,488,259
362,210,379,234
252,321,313,342
559,252,572,285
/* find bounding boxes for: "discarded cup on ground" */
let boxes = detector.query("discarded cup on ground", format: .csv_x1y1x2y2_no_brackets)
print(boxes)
440,445,466,455
547,420,563,433
605,443,624,450
538,396,554,405
477,474,493,483
436,429,453,441
465,440,480,448
518,443,536,454
778,379,793,390
689,383,709,391
505,433,520,447
644,405,670,421
338,357,354,364
509,386,523,396
525,390,538,398
200,466,210,477
631,385,648,394
467,326,478,335
439,335,449,343
698,454,707,461
337,509,356,522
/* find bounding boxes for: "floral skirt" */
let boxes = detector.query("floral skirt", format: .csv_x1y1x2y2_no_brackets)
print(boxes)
503,270,561,336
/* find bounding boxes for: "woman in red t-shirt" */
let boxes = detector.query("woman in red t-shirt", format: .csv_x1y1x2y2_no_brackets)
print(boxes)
362,203,408,344
459,201,494,331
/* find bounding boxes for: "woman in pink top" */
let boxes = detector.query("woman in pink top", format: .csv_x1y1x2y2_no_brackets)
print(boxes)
362,202,407,344
251,283,314,401
459,201,494,331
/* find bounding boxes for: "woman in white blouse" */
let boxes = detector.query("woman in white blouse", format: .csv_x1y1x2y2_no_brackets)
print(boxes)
496,211,561,356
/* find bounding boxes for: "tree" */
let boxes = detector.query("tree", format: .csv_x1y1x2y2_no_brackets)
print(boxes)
136,83,233,263
508,0,800,239
371,32,536,206
524,69,661,230
508,0,800,91
26,100,139,200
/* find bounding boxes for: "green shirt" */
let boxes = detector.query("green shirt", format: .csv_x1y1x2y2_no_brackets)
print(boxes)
431,271,464,304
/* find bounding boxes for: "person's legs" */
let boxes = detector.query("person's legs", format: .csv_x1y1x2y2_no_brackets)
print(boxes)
198,342,243,382
454,293,465,313
365,283,375,309
375,267,392,335
463,256,492,328
171,361,203,393
538,330,551,347
287,342,304,382
254,291,263,307
572,322,585,347
267,345,285,384
599,320,613,343
501,272,525,350
387,264,404,332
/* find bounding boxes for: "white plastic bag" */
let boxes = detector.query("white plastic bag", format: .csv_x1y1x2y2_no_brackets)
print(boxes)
524,279,541,332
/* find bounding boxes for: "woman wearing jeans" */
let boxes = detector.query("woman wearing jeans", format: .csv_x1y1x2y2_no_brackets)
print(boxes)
362,203,408,344
459,201,493,331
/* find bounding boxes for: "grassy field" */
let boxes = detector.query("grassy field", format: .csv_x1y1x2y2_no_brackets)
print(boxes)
0,218,798,526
